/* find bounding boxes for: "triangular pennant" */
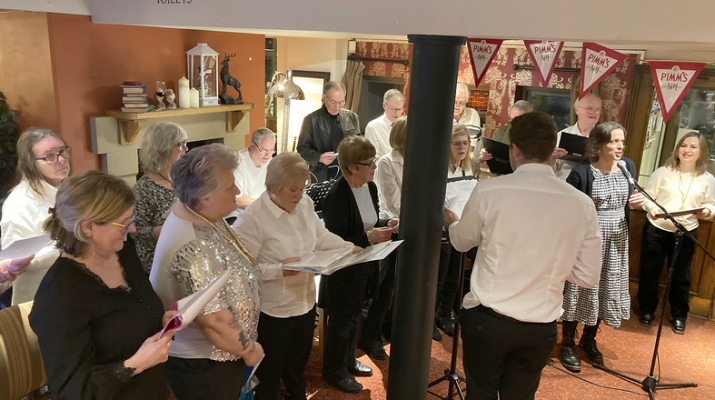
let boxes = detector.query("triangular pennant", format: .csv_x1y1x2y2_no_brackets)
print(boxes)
579,43,628,100
649,61,707,122
523,40,564,89
466,39,504,88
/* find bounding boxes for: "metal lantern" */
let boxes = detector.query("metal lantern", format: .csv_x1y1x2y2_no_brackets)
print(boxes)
186,43,219,107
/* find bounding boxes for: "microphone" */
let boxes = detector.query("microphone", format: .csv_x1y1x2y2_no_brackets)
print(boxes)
617,160,635,185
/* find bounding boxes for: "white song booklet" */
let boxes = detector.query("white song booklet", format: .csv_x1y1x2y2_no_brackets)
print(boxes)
283,240,404,275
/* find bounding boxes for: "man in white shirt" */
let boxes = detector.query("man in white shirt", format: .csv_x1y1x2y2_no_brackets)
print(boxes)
453,82,481,127
444,112,602,399
554,93,602,180
364,89,404,159
233,128,275,212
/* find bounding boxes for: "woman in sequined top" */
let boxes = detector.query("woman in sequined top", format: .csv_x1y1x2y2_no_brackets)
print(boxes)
30,170,177,400
150,144,264,400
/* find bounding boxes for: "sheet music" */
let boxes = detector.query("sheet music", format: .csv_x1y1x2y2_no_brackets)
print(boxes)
445,179,478,218
0,234,52,260
283,240,403,275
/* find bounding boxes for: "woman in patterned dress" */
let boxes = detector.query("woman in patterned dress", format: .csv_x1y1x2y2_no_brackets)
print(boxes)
560,122,646,372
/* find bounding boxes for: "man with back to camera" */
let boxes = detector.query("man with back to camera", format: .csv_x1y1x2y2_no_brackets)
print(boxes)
365,89,404,159
444,112,602,400
553,93,602,180
297,81,360,182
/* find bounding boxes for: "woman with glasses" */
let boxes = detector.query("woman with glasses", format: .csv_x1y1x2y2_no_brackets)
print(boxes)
30,170,178,400
134,122,188,274
1,127,71,304
320,136,397,393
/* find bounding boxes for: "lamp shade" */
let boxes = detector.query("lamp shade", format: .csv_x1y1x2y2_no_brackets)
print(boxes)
274,70,305,100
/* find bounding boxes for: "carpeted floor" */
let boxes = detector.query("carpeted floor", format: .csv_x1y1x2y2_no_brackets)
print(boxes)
302,312,715,399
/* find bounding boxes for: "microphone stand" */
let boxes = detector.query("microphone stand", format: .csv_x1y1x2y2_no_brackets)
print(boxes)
593,173,713,399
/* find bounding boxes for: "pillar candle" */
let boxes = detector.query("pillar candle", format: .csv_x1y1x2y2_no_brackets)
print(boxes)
178,76,190,109
189,88,200,108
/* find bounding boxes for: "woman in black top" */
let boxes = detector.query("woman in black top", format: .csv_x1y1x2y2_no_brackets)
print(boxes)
30,170,176,400
321,136,398,394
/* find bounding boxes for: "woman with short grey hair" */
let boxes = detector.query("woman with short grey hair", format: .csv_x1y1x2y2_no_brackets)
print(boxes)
150,143,264,400
134,122,188,273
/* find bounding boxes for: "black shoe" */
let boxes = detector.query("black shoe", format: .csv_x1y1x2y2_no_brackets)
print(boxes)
435,316,454,337
579,340,604,364
639,312,653,326
347,360,373,377
671,318,686,335
325,377,363,394
433,324,443,341
559,345,581,372
360,340,388,361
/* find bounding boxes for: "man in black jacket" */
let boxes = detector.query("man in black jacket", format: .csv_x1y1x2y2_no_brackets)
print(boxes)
297,81,360,182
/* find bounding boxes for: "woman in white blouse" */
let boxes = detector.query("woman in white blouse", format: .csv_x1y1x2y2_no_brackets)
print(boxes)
375,116,407,219
637,132,715,334
1,127,70,304
448,124,477,178
233,152,359,400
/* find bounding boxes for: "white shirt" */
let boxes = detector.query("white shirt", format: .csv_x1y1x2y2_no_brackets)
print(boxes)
365,113,394,159
448,163,602,323
448,162,476,179
0,180,60,305
555,123,586,180
643,166,715,232
234,148,270,209
232,192,352,318
454,107,481,127
375,149,404,219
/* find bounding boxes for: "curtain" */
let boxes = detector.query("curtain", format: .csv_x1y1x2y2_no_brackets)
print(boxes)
342,60,365,114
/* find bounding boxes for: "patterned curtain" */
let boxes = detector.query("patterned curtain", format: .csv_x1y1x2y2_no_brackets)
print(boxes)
342,61,365,113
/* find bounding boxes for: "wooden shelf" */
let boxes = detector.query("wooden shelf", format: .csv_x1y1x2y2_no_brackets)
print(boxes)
105,103,255,145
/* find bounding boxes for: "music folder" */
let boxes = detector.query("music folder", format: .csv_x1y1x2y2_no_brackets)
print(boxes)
558,132,588,161
481,138,513,175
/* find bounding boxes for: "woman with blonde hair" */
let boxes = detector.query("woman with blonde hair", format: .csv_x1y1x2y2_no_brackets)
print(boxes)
448,124,477,178
637,132,715,334
134,122,188,273
30,170,176,400
1,127,71,304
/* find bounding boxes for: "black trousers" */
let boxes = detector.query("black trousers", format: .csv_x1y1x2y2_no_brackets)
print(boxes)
362,249,397,344
460,306,556,400
255,308,316,400
637,222,696,320
167,356,246,400
323,311,360,381
437,244,462,318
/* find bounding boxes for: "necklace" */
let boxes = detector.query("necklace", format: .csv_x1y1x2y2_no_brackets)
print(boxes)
678,171,696,210
157,172,172,183
184,204,257,265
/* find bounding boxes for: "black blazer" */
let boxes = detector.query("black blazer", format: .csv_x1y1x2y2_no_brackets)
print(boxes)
566,157,638,223
320,177,388,316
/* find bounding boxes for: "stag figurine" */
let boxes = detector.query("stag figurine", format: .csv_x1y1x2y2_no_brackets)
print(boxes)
219,53,243,105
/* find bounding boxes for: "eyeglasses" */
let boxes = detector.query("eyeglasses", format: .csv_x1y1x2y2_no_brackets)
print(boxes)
579,106,601,113
451,140,470,147
357,159,377,169
35,147,71,164
252,142,275,155
386,105,404,113
454,101,467,108
326,98,346,107
177,141,188,150
111,215,136,236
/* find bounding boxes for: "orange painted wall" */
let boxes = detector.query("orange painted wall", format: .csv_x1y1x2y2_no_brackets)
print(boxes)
46,14,265,172
0,11,59,134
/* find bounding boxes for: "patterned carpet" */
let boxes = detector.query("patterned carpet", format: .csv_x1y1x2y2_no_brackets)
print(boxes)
301,313,715,400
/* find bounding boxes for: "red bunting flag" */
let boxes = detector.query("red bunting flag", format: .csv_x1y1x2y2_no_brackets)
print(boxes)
466,39,504,88
523,40,564,89
579,43,628,100
649,61,707,122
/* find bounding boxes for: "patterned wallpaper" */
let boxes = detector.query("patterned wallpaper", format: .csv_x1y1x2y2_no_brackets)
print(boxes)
356,42,635,138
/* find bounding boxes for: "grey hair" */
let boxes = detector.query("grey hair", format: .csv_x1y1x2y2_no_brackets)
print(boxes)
510,100,533,114
251,128,276,144
265,152,310,193
455,82,470,98
140,122,188,174
170,143,238,209
323,81,346,96
574,93,602,109
383,89,404,104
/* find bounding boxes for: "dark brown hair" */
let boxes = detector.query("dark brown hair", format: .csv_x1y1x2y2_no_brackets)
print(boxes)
585,122,626,163
508,112,557,162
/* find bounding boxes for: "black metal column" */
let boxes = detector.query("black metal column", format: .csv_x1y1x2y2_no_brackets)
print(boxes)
387,34,466,400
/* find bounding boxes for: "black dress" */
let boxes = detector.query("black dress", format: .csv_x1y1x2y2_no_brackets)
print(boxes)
29,241,170,400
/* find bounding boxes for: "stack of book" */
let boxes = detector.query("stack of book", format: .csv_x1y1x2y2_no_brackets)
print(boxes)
120,82,153,113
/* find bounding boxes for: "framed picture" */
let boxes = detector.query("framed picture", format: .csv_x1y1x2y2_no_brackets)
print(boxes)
284,71,331,151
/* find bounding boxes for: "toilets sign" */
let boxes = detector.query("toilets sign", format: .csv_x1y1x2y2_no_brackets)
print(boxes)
466,39,504,88
523,40,564,89
649,61,706,122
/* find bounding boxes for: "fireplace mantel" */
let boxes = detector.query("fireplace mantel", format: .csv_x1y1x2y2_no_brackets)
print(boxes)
91,103,254,186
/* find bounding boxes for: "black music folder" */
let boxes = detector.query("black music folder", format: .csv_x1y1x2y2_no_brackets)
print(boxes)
558,132,588,161
481,138,513,175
